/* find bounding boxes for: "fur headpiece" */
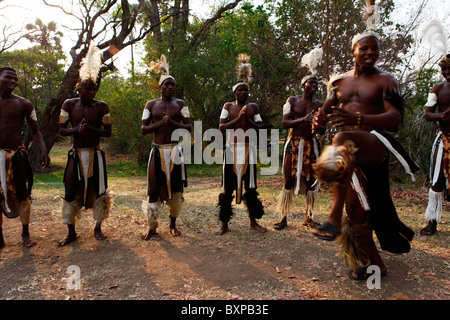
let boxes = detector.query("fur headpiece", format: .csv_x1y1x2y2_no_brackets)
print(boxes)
77,40,103,89
351,1,381,48
439,54,450,68
232,54,252,92
150,54,176,86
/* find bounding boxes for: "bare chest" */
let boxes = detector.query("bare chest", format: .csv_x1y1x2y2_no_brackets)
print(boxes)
336,78,382,105
151,102,181,121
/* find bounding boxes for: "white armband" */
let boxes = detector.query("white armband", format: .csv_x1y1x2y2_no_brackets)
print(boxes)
425,93,437,107
283,102,292,115
142,108,151,120
181,106,190,118
102,113,112,126
30,109,37,121
254,114,262,122
220,109,229,119
59,109,69,124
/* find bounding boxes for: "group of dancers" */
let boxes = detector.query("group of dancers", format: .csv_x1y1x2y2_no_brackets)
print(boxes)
1,8,449,282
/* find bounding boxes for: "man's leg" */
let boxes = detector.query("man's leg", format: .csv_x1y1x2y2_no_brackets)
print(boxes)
13,155,36,248
274,151,294,230
60,157,81,246
143,155,162,240
313,131,385,240
344,188,387,280
421,146,446,236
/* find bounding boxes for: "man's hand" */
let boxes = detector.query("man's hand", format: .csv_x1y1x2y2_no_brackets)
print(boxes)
238,106,247,119
40,151,50,169
441,109,450,123
312,108,325,133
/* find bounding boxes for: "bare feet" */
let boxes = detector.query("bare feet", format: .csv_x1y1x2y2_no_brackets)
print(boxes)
250,220,267,233
142,229,161,240
170,226,181,237
169,217,181,236
21,226,36,247
22,235,37,248
217,222,229,236
58,234,78,246
94,227,107,241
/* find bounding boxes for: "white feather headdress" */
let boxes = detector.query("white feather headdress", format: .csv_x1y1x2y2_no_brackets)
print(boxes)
418,19,448,58
232,54,252,92
150,54,176,85
351,1,381,48
78,40,103,86
301,47,323,86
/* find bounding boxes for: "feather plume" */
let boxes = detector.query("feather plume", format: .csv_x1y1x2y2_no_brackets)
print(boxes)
418,19,448,57
79,41,103,84
236,53,252,83
363,0,380,31
301,47,323,75
149,54,170,75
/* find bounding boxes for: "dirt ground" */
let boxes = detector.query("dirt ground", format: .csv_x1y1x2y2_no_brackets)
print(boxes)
0,148,449,303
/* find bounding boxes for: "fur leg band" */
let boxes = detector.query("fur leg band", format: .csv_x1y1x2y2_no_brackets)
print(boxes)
93,191,115,222
62,199,82,225
142,201,160,231
243,189,264,219
312,140,357,184
425,188,442,222
276,188,293,219
337,218,372,270
217,193,234,223
169,192,182,218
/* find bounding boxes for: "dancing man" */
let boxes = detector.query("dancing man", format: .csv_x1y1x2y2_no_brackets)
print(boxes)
311,24,417,280
141,54,190,240
421,53,450,236
59,43,114,246
0,66,49,248
217,54,266,235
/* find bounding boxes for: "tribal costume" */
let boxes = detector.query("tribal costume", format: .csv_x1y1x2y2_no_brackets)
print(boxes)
142,143,187,232
315,130,418,268
62,146,113,224
219,141,263,223
0,145,33,225
424,130,450,224
276,131,321,223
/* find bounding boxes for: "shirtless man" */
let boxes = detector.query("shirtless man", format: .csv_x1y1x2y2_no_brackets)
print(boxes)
311,32,416,280
58,77,113,246
421,54,450,236
274,75,325,230
141,68,191,240
0,67,49,248
217,80,266,235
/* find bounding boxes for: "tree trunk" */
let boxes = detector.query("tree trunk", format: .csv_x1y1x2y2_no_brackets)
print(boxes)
27,59,81,171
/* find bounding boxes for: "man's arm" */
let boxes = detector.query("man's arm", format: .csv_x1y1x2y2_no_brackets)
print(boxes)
246,104,263,130
423,84,444,122
166,101,192,132
141,100,167,135
24,100,49,168
218,103,244,132
59,100,80,137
